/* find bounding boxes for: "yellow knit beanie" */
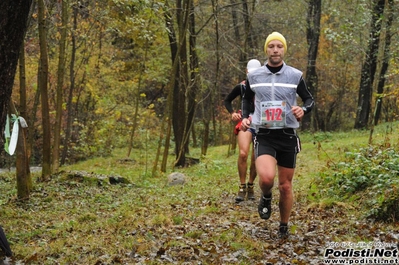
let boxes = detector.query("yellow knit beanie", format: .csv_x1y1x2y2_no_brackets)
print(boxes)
264,32,287,54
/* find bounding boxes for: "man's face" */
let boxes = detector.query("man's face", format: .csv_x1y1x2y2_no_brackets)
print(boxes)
266,40,285,66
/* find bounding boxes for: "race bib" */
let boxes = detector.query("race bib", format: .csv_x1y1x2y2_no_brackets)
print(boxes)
260,100,286,128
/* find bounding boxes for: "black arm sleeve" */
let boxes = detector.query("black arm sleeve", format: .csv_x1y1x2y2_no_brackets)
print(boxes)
297,77,315,114
242,79,255,119
223,84,242,114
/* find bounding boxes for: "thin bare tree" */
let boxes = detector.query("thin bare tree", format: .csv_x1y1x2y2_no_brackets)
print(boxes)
53,0,69,172
38,0,52,180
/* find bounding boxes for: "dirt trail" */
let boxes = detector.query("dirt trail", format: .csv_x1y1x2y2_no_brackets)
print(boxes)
129,191,398,264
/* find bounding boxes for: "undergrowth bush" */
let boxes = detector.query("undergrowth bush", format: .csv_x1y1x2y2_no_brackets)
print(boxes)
317,145,399,222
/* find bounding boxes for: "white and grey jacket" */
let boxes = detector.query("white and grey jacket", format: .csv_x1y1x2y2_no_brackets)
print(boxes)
242,62,314,130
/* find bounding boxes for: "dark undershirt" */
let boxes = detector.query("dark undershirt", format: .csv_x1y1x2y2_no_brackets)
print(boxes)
266,64,283,73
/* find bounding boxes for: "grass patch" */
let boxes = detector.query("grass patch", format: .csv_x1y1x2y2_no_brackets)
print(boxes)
1,122,399,263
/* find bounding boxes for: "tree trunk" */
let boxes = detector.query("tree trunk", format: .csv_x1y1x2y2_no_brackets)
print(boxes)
28,86,41,165
200,0,219,157
25,1,39,161
354,0,385,129
228,0,240,152
191,124,198,148
19,44,28,146
172,0,191,167
303,0,321,131
373,0,393,125
61,5,78,165
180,0,199,157
152,115,165,176
38,0,52,181
0,0,33,143
18,40,33,199
161,118,172,172
161,6,178,172
53,0,68,172
201,119,210,156
242,0,256,59
229,0,244,77
9,101,31,199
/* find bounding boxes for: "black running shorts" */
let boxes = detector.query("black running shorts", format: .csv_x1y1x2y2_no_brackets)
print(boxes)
254,128,301,168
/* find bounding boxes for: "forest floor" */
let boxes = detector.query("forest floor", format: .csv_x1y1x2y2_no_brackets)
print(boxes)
2,172,398,265
1,126,399,264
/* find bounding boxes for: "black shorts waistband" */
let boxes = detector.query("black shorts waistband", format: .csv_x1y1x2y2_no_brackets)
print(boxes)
258,128,295,134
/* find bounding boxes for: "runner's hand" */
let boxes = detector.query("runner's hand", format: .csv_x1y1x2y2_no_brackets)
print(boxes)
240,118,250,131
291,106,304,121
232,112,241,122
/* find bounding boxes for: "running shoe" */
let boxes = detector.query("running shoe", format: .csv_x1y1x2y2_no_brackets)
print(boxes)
278,224,289,239
258,194,272,219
